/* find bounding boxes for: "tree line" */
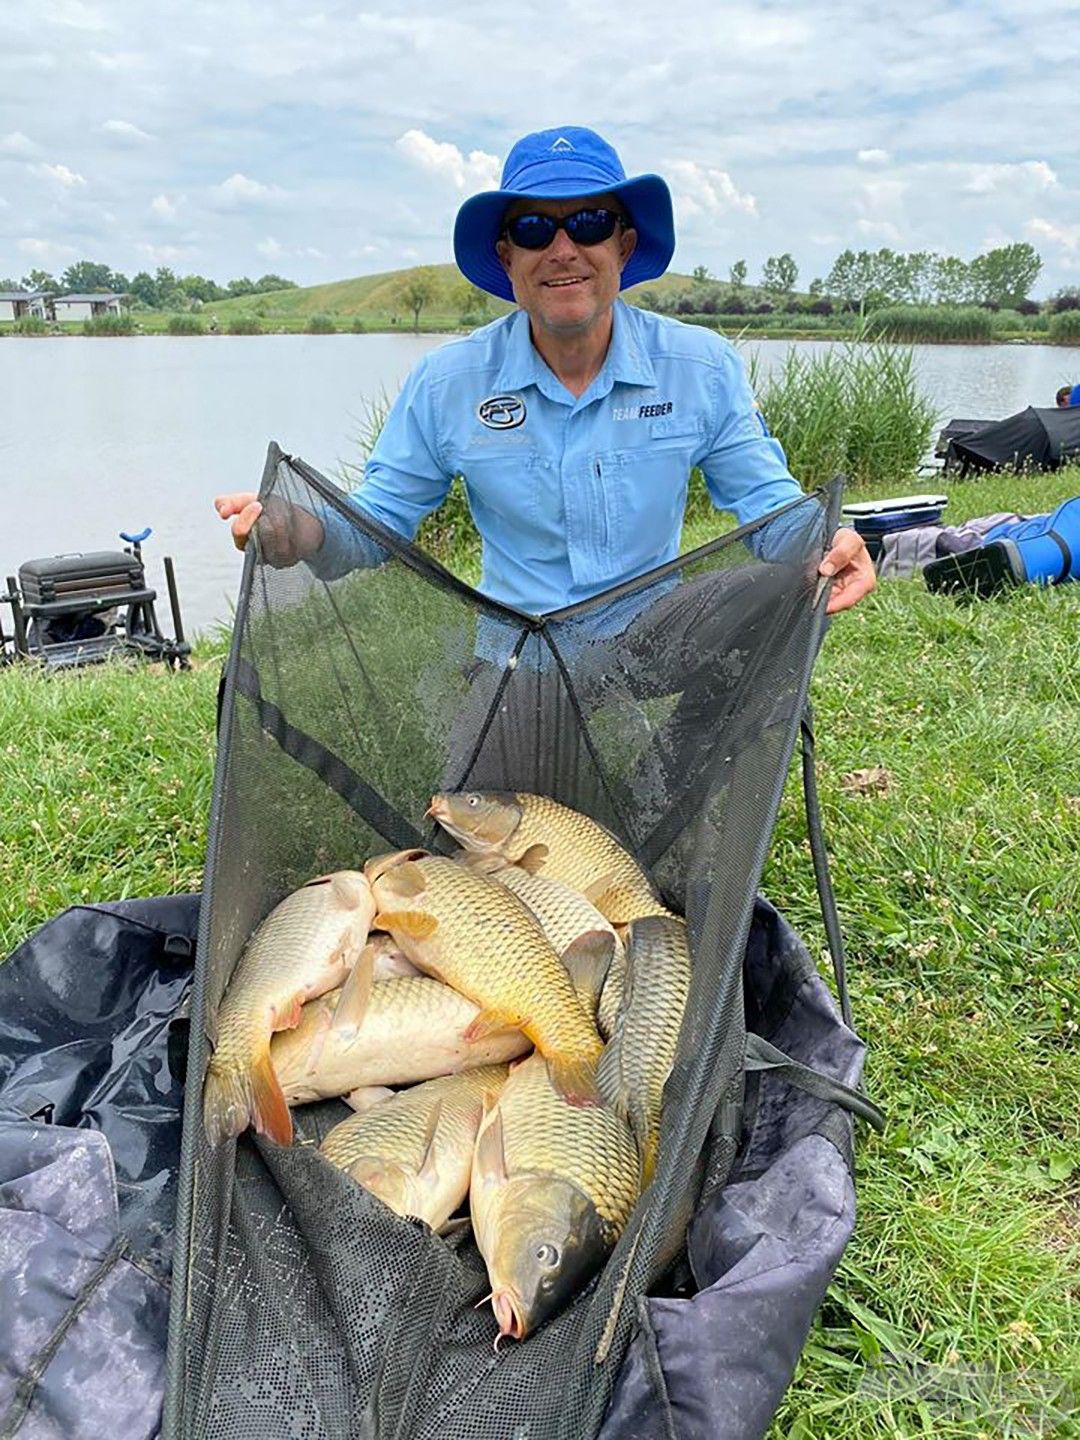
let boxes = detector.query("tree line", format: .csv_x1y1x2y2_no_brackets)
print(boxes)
643,243,1073,316
0,260,298,308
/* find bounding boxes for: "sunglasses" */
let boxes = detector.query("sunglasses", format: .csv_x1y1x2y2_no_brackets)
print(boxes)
502,207,626,251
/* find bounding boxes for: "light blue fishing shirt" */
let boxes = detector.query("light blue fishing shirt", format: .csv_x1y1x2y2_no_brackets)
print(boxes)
313,301,812,624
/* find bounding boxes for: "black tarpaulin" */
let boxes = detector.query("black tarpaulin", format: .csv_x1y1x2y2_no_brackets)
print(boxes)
946,405,1080,475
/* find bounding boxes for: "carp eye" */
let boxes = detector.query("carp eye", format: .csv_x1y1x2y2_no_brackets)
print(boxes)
535,1243,560,1269
466,795,481,808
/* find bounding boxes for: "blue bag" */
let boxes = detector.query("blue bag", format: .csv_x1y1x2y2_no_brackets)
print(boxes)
981,496,1080,585
924,496,1080,595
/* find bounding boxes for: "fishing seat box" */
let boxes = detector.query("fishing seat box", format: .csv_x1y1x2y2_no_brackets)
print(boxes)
18,551,154,615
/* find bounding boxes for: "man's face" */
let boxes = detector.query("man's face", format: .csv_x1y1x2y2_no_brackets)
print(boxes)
495,194,637,339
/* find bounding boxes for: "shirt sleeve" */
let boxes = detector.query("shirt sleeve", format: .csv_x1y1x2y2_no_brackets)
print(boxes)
308,355,454,580
699,342,820,561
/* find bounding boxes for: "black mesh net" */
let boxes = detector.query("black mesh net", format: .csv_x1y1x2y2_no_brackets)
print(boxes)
165,445,838,1439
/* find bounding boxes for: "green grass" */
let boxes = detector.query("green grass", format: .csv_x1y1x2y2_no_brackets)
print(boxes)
2,463,1078,1438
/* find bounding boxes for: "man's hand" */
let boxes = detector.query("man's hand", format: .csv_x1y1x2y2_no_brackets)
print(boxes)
213,492,325,568
819,526,876,615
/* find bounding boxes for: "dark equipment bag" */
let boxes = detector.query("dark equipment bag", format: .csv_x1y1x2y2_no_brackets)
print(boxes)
120,445,871,1440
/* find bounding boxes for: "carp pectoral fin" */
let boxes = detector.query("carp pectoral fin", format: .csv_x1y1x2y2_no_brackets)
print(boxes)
437,1215,472,1238
364,849,430,884
417,1099,444,1178
546,1054,600,1109
582,873,618,906
332,943,375,1036
560,930,615,1018
462,1007,521,1043
327,871,373,910
373,909,438,940
514,843,549,874
474,1106,508,1185
345,1085,394,1113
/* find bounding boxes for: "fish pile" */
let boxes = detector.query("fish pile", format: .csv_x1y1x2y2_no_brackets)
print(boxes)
202,790,693,1344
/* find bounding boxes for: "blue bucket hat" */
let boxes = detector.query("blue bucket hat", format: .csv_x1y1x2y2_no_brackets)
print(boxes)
453,126,675,303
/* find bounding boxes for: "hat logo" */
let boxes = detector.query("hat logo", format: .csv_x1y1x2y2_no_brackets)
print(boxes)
478,394,527,430
550,136,575,152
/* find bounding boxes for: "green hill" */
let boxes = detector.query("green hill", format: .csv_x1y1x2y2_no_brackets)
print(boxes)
195,264,708,332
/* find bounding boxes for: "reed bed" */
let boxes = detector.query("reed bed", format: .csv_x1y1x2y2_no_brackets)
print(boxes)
867,306,995,344
1049,311,1080,343
81,313,136,337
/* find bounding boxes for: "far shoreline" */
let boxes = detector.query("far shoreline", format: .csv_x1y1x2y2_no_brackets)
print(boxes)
3,324,1079,347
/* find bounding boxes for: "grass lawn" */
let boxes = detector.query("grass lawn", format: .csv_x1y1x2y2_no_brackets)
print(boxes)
1,464,1078,1437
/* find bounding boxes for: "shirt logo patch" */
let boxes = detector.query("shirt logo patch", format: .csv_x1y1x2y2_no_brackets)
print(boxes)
477,394,527,430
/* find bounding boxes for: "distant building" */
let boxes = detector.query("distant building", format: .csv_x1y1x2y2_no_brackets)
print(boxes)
0,291,47,323
52,293,124,322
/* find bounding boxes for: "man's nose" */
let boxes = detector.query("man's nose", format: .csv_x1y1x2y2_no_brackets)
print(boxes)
546,225,579,260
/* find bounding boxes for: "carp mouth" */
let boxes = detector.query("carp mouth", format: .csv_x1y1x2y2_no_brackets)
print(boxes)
491,1290,526,1349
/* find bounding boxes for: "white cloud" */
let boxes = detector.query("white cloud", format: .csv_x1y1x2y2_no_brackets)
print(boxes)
257,237,327,262
964,160,1057,194
31,162,87,188
1027,217,1080,252
89,50,146,70
667,159,758,220
17,236,77,261
857,219,902,243
1,132,37,157
149,193,178,221
396,130,500,192
212,173,288,206
102,119,153,143
135,241,186,263
43,0,107,29
857,148,890,165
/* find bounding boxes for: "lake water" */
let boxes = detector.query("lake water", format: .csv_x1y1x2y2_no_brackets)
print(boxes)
2,332,1078,635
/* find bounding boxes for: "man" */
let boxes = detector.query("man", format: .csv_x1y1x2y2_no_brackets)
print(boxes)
215,125,874,617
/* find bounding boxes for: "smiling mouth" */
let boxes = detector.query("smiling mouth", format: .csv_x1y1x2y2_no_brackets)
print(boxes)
543,277,586,288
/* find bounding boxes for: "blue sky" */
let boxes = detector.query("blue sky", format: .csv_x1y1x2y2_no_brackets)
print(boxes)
1,0,1078,295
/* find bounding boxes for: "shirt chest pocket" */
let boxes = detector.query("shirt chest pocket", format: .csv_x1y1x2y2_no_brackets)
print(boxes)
460,445,543,523
602,417,705,567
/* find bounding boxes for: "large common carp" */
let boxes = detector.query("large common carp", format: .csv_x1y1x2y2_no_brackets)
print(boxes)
597,915,692,1184
202,871,376,1147
429,791,673,924
471,1053,641,1344
320,1065,509,1231
457,852,618,1028
368,854,603,1106
271,973,531,1106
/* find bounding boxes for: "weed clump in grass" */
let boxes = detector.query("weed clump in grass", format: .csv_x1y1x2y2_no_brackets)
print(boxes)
307,313,336,334
227,315,263,335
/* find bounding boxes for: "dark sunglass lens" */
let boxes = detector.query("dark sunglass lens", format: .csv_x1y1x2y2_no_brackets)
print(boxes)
507,214,558,249
564,209,619,245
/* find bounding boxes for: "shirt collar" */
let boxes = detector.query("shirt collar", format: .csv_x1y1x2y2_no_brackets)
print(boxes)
494,300,657,397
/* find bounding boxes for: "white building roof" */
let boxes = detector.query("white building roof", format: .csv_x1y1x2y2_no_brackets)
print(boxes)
0,291,45,301
55,293,123,302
